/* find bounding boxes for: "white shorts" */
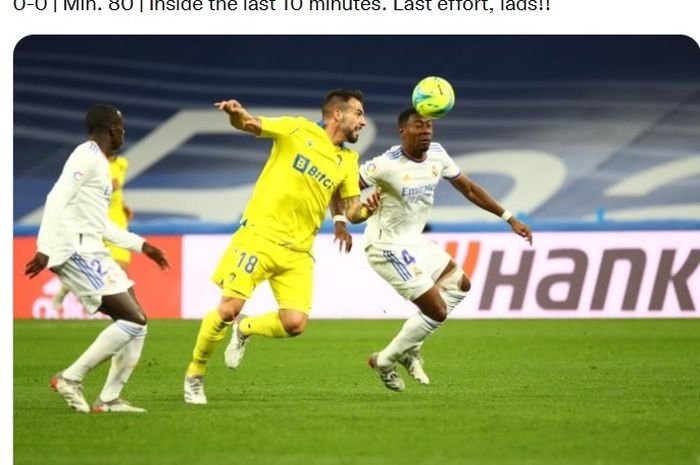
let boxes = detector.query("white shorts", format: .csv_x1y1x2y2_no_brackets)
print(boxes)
51,251,134,313
364,238,452,301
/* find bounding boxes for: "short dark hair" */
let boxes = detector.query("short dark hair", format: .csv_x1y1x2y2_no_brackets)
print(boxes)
322,89,364,117
398,107,420,127
85,104,120,134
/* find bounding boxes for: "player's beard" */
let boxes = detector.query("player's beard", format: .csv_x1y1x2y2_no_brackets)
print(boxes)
344,123,361,144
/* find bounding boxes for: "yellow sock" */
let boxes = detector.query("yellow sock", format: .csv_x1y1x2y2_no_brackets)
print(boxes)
186,309,231,377
239,311,290,338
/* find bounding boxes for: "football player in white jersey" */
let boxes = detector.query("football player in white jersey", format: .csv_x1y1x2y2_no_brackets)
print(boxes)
358,108,532,391
24,104,170,412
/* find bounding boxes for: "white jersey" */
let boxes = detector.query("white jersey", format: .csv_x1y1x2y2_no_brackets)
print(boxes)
359,143,461,247
37,141,144,268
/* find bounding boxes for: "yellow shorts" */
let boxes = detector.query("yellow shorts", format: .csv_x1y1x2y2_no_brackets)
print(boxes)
106,242,131,265
211,227,314,313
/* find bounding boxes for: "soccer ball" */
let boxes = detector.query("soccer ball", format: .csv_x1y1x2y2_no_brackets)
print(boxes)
411,76,455,119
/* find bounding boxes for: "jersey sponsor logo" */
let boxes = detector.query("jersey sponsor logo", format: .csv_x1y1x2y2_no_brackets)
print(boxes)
292,154,336,191
401,183,437,203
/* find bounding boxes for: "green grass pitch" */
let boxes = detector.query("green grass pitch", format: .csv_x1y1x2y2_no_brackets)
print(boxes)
13,319,700,465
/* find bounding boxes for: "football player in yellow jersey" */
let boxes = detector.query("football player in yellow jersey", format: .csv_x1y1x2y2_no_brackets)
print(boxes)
52,153,133,312
184,89,381,404
105,154,134,271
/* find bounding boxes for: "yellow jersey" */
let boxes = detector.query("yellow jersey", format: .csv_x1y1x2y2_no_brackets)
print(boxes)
108,156,129,229
241,116,361,252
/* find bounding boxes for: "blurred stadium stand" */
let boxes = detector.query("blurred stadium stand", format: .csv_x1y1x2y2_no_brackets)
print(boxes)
13,36,700,233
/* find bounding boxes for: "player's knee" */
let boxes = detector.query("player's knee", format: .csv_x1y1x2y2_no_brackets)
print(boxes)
285,324,305,336
414,287,447,322
280,311,308,336
283,318,306,336
431,303,448,322
218,297,244,323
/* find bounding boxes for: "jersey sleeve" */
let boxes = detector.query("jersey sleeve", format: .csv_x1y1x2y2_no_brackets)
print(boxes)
258,116,303,139
37,147,95,255
104,219,145,252
337,150,361,199
439,146,461,179
358,154,385,188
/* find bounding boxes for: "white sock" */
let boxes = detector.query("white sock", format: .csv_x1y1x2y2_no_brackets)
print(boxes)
99,329,146,403
62,321,143,382
377,312,442,368
400,290,467,358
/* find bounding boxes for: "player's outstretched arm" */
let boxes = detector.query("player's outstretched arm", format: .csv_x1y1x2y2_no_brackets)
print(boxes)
214,99,262,135
142,242,170,271
450,174,533,245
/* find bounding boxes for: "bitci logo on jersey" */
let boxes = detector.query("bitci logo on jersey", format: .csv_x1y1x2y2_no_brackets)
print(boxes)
292,154,336,190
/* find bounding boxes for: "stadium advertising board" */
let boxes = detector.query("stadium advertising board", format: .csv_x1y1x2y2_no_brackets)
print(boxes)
13,236,183,319
14,231,699,319
184,231,700,319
